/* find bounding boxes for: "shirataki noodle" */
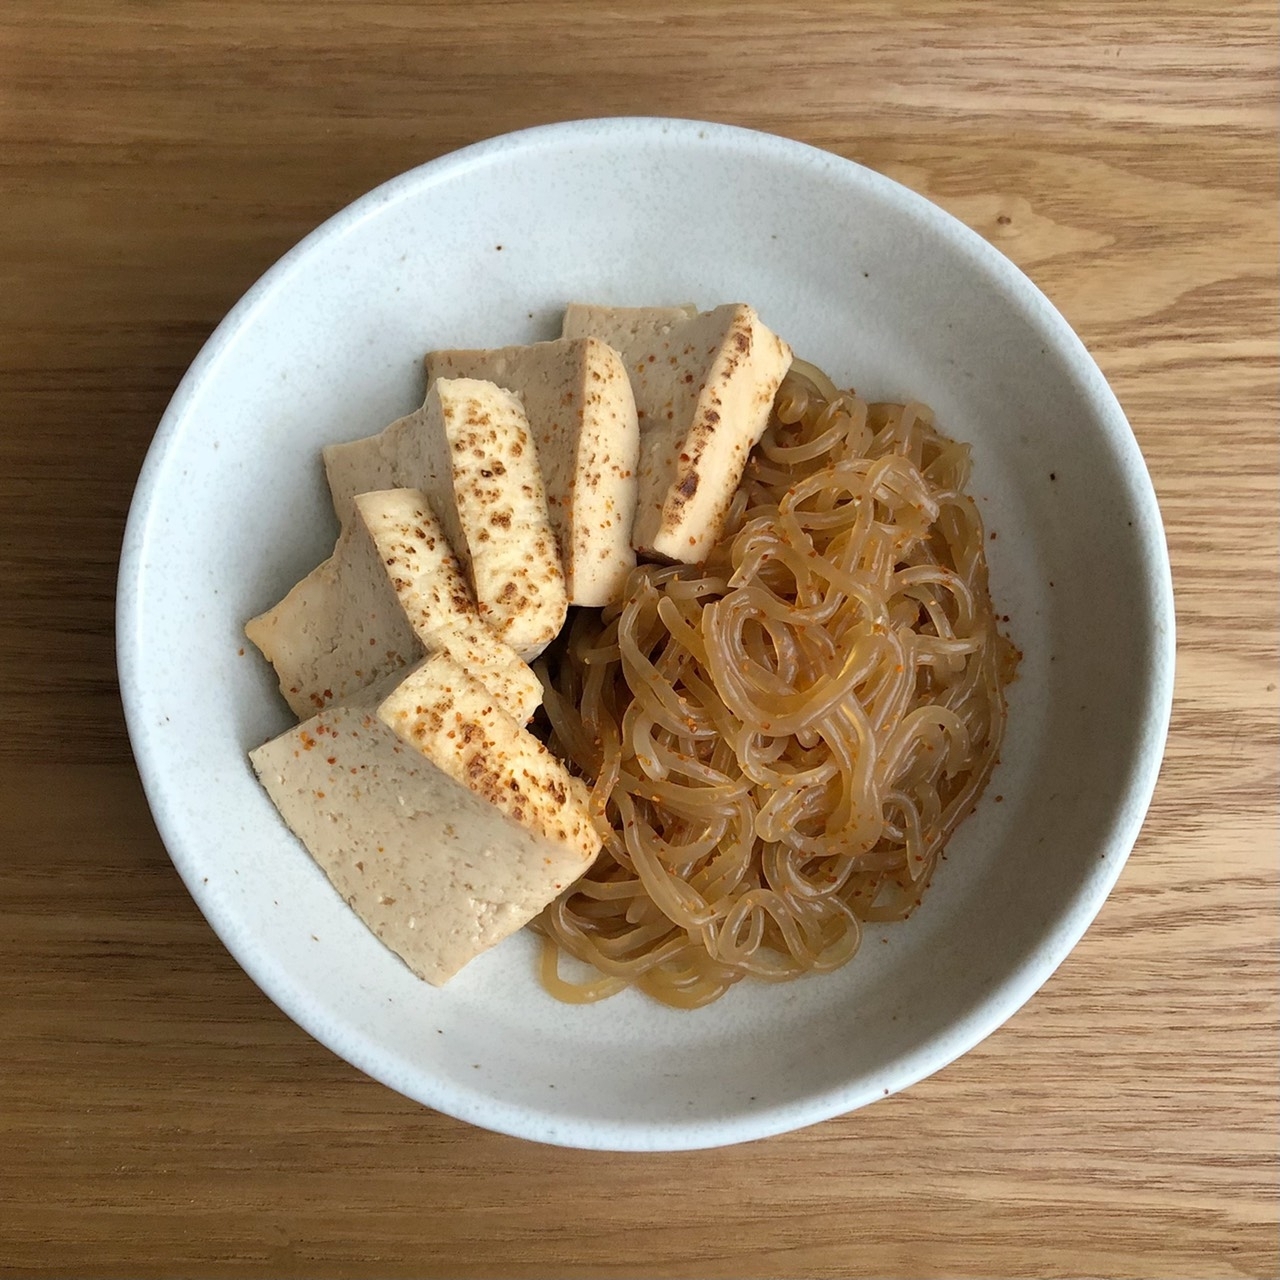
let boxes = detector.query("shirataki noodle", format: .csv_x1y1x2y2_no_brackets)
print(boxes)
533,360,1012,1008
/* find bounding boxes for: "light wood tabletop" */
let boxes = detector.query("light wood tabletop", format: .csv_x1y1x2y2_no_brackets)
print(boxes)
4,3,1277,1276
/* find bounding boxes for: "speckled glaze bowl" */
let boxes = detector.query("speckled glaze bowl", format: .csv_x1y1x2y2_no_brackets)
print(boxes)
117,118,1174,1150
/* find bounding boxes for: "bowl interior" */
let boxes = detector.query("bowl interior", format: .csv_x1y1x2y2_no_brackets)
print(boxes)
118,119,1173,1150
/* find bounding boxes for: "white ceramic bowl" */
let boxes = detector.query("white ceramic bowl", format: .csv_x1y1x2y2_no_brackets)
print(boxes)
117,118,1174,1150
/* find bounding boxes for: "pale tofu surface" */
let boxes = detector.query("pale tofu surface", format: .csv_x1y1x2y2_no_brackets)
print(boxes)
244,526,416,722
562,303,793,563
425,338,639,607
377,653,600,863
249,669,598,988
244,489,541,724
323,410,433,532
422,378,567,659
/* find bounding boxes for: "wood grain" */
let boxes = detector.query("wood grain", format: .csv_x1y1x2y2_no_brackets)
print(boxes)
2,2,1276,1276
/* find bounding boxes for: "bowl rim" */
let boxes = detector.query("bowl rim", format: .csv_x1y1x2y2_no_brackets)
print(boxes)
116,116,1176,1150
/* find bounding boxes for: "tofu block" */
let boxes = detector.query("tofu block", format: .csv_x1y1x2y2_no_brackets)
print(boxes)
249,666,600,987
425,338,639,607
322,380,567,659
377,653,599,862
419,378,567,659
562,303,793,562
244,489,541,725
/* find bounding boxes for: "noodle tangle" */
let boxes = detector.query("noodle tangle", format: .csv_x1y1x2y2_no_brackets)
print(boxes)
533,362,1012,1008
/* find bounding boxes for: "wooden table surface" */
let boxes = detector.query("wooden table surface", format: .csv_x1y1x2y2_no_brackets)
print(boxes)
4,3,1277,1276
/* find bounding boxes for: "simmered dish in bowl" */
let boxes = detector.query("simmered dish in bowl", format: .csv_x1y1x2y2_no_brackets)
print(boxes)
119,118,1174,1148
243,301,1014,1008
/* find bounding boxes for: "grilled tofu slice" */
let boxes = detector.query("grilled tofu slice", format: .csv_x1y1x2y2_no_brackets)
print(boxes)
562,303,792,562
425,337,639,607
249,662,600,987
417,377,567,659
377,652,599,862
